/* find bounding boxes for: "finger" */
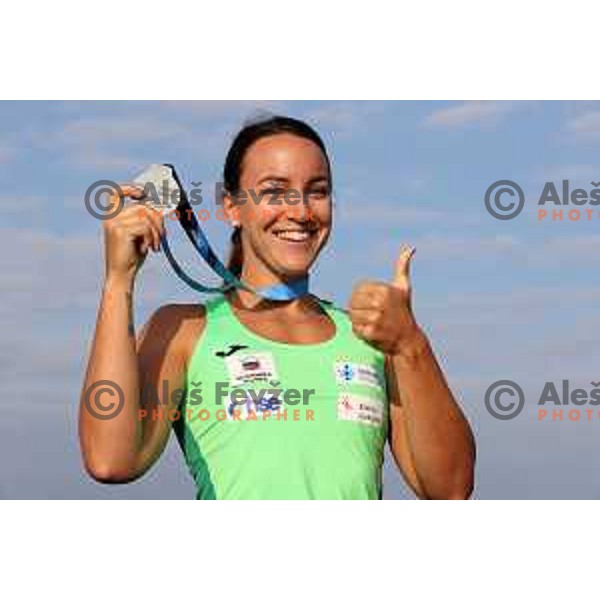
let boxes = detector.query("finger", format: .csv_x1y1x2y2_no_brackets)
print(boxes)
352,321,374,342
149,206,166,246
125,205,163,251
392,244,416,290
138,233,149,256
148,204,166,240
351,280,384,297
115,184,146,200
134,201,165,226
138,209,162,251
348,308,378,327
117,202,154,227
126,218,157,255
349,282,387,309
349,294,381,311
135,226,152,256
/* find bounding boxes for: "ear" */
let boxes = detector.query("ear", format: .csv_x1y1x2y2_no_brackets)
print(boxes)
222,190,241,227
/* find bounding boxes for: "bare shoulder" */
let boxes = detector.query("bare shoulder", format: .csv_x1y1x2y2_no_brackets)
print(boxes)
147,303,207,326
137,303,207,364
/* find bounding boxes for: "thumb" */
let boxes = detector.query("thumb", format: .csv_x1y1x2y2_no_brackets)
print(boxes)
392,244,416,289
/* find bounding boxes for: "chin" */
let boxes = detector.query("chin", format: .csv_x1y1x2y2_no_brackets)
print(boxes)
276,265,311,279
272,259,313,279
264,230,327,278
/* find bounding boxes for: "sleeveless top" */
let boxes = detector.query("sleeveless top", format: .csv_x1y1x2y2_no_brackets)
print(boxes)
173,295,389,499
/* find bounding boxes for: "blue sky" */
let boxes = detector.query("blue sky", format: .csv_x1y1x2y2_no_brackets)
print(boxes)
1,100,600,499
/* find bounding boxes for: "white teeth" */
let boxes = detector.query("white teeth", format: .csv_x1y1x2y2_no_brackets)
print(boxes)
274,230,311,241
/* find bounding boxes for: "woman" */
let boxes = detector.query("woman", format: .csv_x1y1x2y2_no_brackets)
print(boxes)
79,115,475,499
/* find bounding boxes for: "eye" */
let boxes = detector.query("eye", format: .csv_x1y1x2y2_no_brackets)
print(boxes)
259,183,286,197
307,187,330,199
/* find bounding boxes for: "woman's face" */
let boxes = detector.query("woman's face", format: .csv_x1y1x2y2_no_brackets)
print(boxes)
226,133,332,280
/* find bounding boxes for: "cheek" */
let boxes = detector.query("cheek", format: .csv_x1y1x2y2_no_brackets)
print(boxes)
241,205,282,231
312,203,332,227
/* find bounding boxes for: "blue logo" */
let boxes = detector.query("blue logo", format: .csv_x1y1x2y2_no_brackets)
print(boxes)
256,392,283,412
226,390,283,417
338,363,355,382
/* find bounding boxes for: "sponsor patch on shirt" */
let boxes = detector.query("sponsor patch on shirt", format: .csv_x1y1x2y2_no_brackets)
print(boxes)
337,393,384,427
225,388,284,420
225,351,279,386
335,361,384,390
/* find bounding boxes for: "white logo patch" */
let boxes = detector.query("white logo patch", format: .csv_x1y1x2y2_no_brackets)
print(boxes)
335,361,383,390
337,393,384,427
225,352,279,386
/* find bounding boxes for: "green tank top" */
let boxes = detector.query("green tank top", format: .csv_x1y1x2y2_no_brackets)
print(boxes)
173,295,389,499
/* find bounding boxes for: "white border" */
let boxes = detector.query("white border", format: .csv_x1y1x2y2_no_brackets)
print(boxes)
1,501,597,599
1,1,598,99
2,2,598,596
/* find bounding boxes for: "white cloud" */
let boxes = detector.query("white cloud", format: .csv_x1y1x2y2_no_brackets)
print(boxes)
300,101,387,138
29,114,191,170
0,221,216,332
565,110,600,140
66,149,141,170
59,115,186,145
423,101,517,128
23,114,186,170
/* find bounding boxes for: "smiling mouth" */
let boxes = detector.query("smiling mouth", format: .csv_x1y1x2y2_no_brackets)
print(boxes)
272,229,317,243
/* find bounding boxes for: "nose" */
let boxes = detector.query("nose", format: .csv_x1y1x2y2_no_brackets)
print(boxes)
281,192,315,224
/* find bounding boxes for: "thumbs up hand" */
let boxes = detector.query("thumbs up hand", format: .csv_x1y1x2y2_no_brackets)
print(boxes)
348,244,421,355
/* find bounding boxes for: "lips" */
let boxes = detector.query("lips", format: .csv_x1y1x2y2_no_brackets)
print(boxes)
272,228,317,243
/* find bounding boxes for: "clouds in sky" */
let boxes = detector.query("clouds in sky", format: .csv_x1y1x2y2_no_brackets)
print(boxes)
566,109,600,140
1,100,599,499
422,100,519,128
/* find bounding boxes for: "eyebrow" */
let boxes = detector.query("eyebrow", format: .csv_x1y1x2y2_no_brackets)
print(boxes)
256,175,329,185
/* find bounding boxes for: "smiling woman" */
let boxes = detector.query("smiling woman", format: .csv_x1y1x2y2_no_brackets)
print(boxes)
221,117,332,281
78,114,476,500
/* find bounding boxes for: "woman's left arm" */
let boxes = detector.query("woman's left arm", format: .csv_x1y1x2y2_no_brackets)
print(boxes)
348,244,475,500
385,329,475,499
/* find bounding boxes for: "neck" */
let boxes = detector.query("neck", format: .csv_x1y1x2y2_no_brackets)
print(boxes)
229,289,318,314
239,260,306,288
243,261,308,293
231,262,312,311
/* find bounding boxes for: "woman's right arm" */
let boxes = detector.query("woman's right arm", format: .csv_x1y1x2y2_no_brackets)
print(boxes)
78,188,184,483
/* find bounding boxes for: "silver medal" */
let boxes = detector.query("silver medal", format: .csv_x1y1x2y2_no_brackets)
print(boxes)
131,163,183,214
